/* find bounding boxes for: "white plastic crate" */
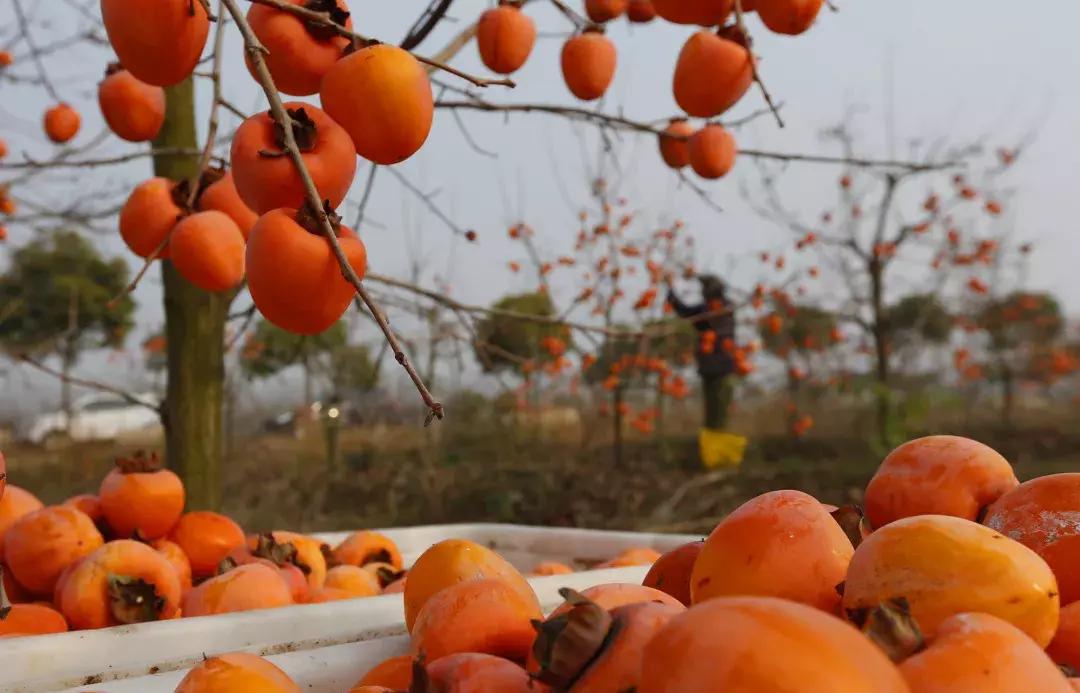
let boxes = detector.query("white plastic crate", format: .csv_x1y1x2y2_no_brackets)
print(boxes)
0,524,697,692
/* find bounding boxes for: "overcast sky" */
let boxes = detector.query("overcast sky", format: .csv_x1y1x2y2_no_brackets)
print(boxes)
1,0,1079,418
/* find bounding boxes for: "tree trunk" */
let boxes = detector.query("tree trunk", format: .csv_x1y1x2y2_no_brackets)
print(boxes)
154,78,232,511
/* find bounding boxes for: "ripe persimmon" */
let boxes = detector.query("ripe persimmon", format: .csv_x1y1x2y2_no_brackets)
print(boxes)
151,538,193,593
62,494,104,526
688,123,737,179
2,560,30,604
1048,601,1080,670
546,583,683,621
246,0,352,97
383,575,407,594
98,452,184,540
44,103,80,144
658,118,694,169
899,612,1072,693
983,473,1080,604
3,506,104,597
865,435,1018,529
627,0,657,22
530,561,574,576
842,514,1060,647
561,29,617,101
638,596,908,692
586,0,629,22
332,530,403,570
182,562,293,617
320,43,434,165
673,30,752,117
223,544,310,604
0,566,68,637
404,538,537,632
324,565,380,598
119,177,182,259
231,104,356,214
652,0,733,26
59,539,182,629
642,541,702,606
477,2,537,75
98,64,165,142
0,451,6,502
197,171,259,239
755,0,824,35
245,531,328,590
175,652,300,693
246,207,367,335
170,211,246,292
169,511,246,578
353,655,414,691
0,486,44,555
100,0,210,87
423,653,535,691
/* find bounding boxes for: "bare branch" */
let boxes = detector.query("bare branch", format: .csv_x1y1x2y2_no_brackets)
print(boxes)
14,353,161,413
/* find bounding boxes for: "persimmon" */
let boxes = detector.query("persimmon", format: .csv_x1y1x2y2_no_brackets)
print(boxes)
383,575,407,594
169,511,246,578
477,2,537,75
349,687,393,693
688,123,737,179
842,514,1060,647
320,43,434,165
561,29,617,102
101,0,210,86
2,561,30,604
333,530,403,570
658,118,694,169
353,655,414,690
151,539,193,592
412,577,542,662
175,652,300,693
546,583,683,622
0,567,68,638
3,506,104,597
673,30,753,117
324,565,380,598
586,0,629,22
170,211,246,292
755,0,824,35
246,207,367,335
899,612,1071,692
98,452,184,540
0,451,5,502
627,0,657,22
530,561,574,576
363,562,406,589
119,177,182,259
1049,602,1080,671
231,104,356,214
98,64,165,142
182,563,293,617
865,435,1018,529
222,547,309,604
62,494,103,526
983,473,1080,604
638,596,908,692
249,531,328,590
197,171,258,239
44,103,80,144
307,586,356,603
246,0,352,97
654,0,732,25
642,541,702,606
423,652,537,692
0,486,44,555
0,51,11,67
59,540,181,629
596,547,662,568
0,140,7,160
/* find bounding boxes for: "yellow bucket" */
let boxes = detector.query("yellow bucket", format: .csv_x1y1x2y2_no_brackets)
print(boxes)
699,428,747,469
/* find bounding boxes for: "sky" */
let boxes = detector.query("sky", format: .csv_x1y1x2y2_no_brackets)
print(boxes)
1,0,1079,420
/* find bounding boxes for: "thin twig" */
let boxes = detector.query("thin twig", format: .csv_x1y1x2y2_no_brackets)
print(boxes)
385,167,468,237
11,0,61,102
733,0,784,128
0,148,201,171
353,162,378,228
15,353,161,413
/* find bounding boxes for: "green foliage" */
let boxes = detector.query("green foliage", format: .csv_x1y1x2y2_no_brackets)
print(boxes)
473,291,565,374
886,293,951,345
977,291,1062,351
329,343,379,392
760,304,837,356
239,318,348,379
0,230,134,361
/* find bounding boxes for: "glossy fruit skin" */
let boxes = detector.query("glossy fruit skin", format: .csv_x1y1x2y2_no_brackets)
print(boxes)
320,44,434,165
231,103,356,214
983,473,1080,604
477,4,537,75
0,486,45,555
151,538,193,592
547,583,684,620
101,0,210,87
98,67,165,142
639,596,907,692
246,0,352,96
692,490,850,612
3,506,104,596
642,541,702,606
63,495,104,525
324,565,380,597
688,124,737,179
424,653,537,693
865,435,1018,529
561,32,617,102
333,531,403,569
842,514,1060,647
673,31,752,118
119,178,182,259
658,119,694,169
0,601,68,639
574,601,684,691
412,577,542,662
1049,602,1080,670
627,0,657,22
182,563,294,617
44,103,81,144
354,655,414,690
246,208,367,335
403,538,537,632
652,0,733,26
59,539,182,629
197,172,258,239
98,464,185,540
169,511,246,578
899,612,1072,693
756,0,824,35
169,211,246,292
586,0,629,22
175,652,301,693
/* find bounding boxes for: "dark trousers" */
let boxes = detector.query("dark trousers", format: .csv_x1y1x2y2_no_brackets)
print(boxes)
702,373,733,430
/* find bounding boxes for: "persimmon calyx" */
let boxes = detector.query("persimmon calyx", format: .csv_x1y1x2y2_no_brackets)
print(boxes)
830,504,870,549
717,22,750,48
303,0,351,41
107,574,166,624
531,588,615,689
846,597,925,663
0,566,12,620
295,199,343,237
251,533,312,575
114,450,164,474
374,565,406,588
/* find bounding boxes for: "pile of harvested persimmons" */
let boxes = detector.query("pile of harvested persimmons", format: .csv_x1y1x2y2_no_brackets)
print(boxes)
3,435,1080,692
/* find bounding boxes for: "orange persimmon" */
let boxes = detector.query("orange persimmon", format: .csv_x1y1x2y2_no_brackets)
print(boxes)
98,452,184,540
561,29,617,101
3,506,104,597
